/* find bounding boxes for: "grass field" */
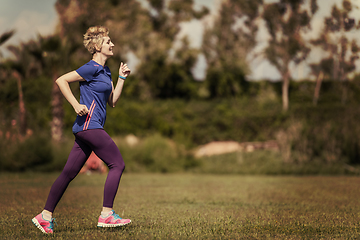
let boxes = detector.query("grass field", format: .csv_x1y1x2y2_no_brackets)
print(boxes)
1,173,360,239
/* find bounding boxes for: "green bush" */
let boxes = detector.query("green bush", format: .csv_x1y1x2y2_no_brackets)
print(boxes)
114,134,195,173
103,98,287,148
0,134,53,172
4,79,360,173
48,137,75,171
192,150,358,175
276,104,360,166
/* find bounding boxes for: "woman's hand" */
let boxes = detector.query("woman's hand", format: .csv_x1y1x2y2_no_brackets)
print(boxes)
74,104,89,116
119,62,131,78
108,62,130,107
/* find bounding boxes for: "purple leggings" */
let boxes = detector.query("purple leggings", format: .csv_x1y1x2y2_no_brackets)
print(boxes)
44,129,125,212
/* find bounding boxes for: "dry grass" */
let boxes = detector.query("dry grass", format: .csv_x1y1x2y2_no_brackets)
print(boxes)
1,173,360,239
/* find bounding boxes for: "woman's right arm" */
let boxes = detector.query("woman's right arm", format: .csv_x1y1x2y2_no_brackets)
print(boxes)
55,71,89,116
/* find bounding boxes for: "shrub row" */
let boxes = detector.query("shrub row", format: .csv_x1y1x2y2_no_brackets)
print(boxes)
2,100,360,173
2,80,360,172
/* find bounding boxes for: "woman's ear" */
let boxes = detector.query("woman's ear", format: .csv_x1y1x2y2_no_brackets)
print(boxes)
95,44,101,52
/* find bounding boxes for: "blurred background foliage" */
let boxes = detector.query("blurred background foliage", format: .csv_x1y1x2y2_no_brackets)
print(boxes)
1,0,360,174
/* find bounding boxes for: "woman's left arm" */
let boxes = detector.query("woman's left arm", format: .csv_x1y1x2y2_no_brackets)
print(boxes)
108,62,131,107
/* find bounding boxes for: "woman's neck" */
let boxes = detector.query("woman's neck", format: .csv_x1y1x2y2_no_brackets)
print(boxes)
92,53,108,66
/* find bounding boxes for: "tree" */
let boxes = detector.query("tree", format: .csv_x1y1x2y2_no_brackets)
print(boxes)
54,0,203,100
4,43,35,136
310,0,359,104
262,0,318,110
0,31,16,130
202,0,263,98
3,33,79,141
26,35,78,142
133,0,209,99
0,30,15,60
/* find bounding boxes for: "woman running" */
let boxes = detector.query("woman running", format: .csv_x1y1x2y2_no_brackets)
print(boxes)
32,26,131,234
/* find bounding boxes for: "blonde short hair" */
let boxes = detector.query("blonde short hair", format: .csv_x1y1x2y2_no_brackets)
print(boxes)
83,26,109,55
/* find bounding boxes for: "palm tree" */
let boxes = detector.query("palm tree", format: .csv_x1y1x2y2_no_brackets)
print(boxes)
4,43,33,136
31,35,63,142
0,30,15,59
28,34,80,142
0,31,30,138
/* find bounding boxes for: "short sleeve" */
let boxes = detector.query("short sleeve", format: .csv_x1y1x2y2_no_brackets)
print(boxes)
76,63,97,82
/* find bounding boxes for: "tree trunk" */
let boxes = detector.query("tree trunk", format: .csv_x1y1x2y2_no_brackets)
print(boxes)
282,70,290,111
313,71,324,106
341,80,348,104
339,61,348,104
333,54,339,80
12,71,26,135
51,74,64,142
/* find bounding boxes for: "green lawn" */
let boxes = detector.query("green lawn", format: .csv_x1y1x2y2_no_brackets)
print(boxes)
1,172,360,239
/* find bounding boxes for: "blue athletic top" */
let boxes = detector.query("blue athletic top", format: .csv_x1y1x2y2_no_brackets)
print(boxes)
72,60,113,134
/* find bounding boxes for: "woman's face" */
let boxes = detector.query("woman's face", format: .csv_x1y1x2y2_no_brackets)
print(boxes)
100,36,115,57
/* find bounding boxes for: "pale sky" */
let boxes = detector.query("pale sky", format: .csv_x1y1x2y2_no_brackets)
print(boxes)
0,0,58,48
1,0,360,81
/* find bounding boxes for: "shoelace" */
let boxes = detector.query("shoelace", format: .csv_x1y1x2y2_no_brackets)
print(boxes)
49,218,58,230
111,212,123,220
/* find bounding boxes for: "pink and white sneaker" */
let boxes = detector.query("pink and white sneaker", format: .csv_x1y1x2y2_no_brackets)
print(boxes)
31,213,56,234
97,210,131,227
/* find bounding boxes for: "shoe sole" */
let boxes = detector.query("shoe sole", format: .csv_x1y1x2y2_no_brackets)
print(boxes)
31,218,49,234
97,220,131,227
